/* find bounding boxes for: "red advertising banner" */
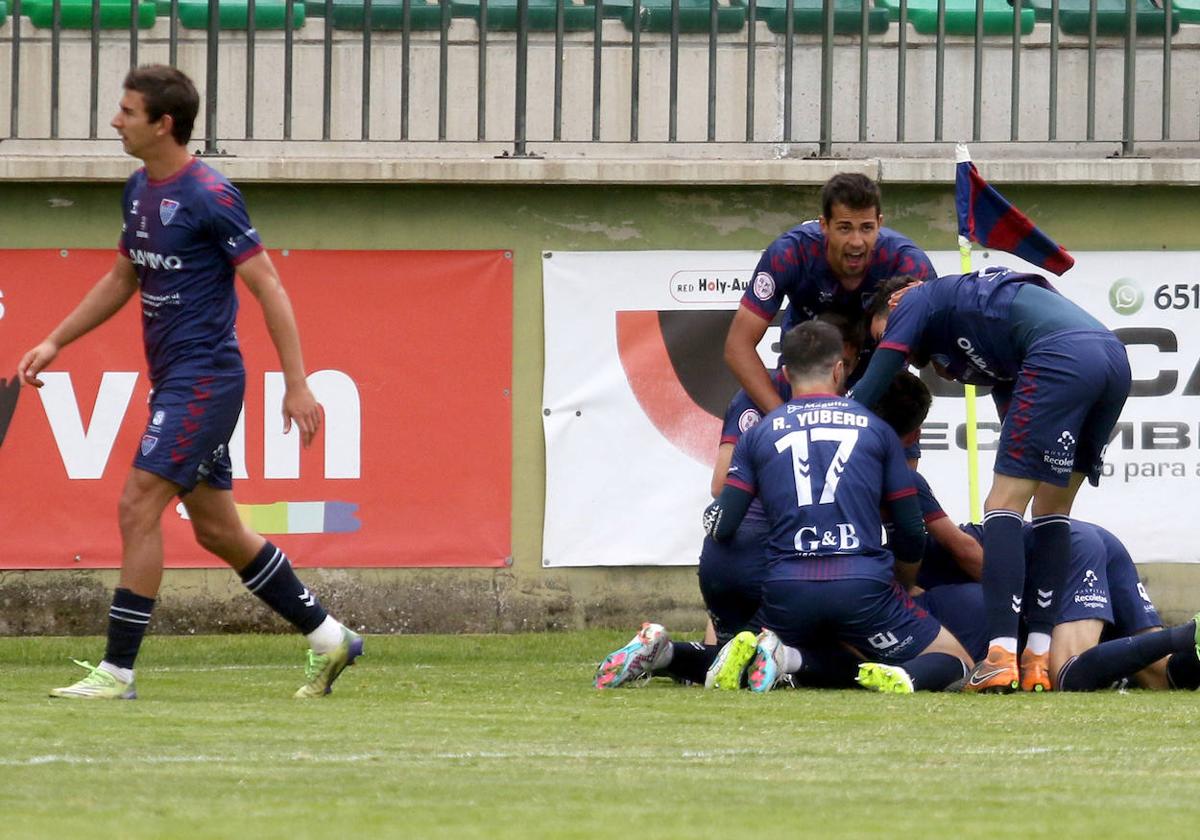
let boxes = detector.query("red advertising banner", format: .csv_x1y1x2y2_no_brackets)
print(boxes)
0,249,512,569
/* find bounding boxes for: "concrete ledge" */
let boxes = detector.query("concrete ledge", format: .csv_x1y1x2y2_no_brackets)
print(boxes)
2,140,1198,185
3,563,1198,636
0,567,712,636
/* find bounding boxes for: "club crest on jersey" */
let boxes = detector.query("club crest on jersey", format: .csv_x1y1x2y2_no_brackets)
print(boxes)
738,409,762,433
141,434,159,456
752,272,775,301
160,199,181,226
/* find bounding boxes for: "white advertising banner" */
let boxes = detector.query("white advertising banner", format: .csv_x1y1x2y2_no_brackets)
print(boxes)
542,249,1200,567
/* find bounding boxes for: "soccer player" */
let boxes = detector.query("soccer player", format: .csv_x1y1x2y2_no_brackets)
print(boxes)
724,173,935,414
699,313,865,648
850,268,1131,693
704,321,971,694
1044,523,1200,691
15,65,362,700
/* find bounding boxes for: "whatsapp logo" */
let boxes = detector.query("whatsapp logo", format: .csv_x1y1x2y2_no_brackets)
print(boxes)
1109,279,1143,315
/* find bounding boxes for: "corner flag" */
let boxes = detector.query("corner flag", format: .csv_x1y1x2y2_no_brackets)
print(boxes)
954,145,1075,276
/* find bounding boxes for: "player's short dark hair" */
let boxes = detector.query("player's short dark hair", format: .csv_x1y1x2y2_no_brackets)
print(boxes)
867,275,922,321
123,64,199,145
780,320,846,382
821,173,882,219
873,370,932,439
815,311,865,359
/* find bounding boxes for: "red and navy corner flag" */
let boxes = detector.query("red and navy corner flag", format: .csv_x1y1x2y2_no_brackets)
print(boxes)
955,145,1075,275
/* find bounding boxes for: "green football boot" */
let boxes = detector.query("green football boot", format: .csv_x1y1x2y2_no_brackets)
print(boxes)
1193,610,1200,660
294,627,364,698
855,662,915,694
705,631,758,690
49,660,137,700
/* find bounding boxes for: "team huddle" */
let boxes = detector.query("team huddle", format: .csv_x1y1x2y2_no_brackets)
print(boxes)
596,174,1200,695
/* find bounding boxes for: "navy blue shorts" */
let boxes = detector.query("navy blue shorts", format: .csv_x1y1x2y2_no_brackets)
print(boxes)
1100,528,1163,635
994,330,1130,487
915,583,988,662
1048,524,1114,625
760,577,943,664
698,518,768,645
134,369,245,493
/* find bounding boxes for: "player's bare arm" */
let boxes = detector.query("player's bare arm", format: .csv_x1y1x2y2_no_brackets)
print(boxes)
710,442,734,499
724,307,783,414
236,250,323,448
17,255,138,388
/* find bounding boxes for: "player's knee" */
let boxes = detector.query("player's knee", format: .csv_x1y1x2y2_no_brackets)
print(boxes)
117,486,163,537
929,627,973,667
190,516,230,555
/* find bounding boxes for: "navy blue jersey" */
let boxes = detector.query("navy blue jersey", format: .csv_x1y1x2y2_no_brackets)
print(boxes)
877,267,1058,387
740,222,935,332
912,470,947,527
118,158,264,385
726,393,916,581
720,370,793,525
719,370,792,447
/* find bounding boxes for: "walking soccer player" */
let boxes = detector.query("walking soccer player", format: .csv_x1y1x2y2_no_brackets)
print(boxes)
16,65,363,700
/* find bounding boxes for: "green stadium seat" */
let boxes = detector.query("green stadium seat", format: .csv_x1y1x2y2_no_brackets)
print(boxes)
0,0,8,24
450,0,597,30
24,0,155,28
875,0,1033,35
583,0,745,32
1170,0,1200,22
1019,0,1179,35
171,0,305,28
731,0,889,35
327,0,447,29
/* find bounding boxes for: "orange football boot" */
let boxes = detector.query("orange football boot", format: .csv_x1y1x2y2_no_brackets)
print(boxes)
962,645,1020,694
1020,648,1052,692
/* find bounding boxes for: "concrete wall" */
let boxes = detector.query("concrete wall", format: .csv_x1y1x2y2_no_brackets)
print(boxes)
2,17,1199,146
3,178,1200,634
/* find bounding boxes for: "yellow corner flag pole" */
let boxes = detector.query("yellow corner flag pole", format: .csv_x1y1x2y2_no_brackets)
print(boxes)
956,143,982,524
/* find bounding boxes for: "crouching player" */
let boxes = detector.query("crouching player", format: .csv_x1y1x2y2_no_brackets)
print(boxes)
916,511,1200,691
1041,523,1200,691
703,320,971,694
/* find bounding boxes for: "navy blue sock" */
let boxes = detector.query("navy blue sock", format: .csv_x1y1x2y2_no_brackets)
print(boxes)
791,645,861,688
1167,649,1200,690
663,642,718,684
982,509,1026,642
901,652,965,691
1058,622,1197,691
104,588,156,669
238,542,328,634
1027,515,1070,636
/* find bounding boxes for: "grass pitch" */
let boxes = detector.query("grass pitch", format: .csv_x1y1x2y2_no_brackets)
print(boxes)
2,632,1199,840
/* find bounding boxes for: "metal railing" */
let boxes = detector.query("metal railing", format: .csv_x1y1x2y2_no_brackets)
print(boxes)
2,0,1197,155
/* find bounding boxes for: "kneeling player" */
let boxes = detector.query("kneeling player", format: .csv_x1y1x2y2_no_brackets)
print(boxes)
703,321,971,694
